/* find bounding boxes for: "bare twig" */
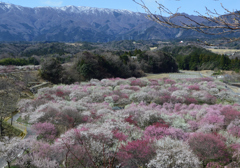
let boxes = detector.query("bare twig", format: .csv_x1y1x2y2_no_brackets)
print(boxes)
133,0,240,44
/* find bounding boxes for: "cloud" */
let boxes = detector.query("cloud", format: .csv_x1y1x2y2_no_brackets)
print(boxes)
42,0,63,7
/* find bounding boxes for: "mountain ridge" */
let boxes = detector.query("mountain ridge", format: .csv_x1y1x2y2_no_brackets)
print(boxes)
0,2,140,14
0,2,216,42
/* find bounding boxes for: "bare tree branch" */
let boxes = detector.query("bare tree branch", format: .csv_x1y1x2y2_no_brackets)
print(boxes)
133,0,240,44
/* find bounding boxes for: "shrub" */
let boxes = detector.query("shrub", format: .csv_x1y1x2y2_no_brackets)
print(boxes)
149,79,159,86
227,119,240,137
147,137,201,168
144,126,188,141
117,139,156,167
152,118,170,128
185,97,198,104
32,122,57,142
144,126,168,140
143,116,169,128
129,91,152,103
188,84,200,90
206,162,224,168
164,78,176,85
221,106,240,127
200,77,214,82
130,79,148,87
124,115,138,127
153,94,171,104
188,133,230,166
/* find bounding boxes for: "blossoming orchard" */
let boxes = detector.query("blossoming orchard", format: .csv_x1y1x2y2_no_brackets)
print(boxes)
3,76,240,167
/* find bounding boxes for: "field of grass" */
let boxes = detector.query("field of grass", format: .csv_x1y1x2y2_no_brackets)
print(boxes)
150,46,158,50
143,73,169,79
144,70,203,80
0,121,22,139
207,48,240,55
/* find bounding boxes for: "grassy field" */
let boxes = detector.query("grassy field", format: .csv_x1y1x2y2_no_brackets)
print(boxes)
65,43,83,47
0,121,22,139
144,70,204,79
207,48,240,55
143,73,169,79
150,46,158,50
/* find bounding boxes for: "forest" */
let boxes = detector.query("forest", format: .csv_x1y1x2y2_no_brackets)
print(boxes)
160,46,240,71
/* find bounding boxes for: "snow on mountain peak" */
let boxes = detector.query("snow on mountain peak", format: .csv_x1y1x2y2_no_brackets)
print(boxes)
56,5,137,15
0,2,139,16
0,2,23,11
0,2,13,9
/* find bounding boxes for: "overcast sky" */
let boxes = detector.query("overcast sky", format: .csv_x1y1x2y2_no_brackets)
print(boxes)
1,0,239,16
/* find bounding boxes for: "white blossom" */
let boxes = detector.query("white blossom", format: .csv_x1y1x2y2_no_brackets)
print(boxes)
147,137,201,168
104,96,114,103
219,130,240,146
129,92,153,103
217,90,237,102
171,90,188,100
209,88,219,95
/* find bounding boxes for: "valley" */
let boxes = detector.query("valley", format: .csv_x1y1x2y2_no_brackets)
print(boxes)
0,1,240,167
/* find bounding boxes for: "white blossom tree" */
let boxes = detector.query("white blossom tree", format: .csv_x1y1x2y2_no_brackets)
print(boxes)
147,137,201,168
0,137,22,168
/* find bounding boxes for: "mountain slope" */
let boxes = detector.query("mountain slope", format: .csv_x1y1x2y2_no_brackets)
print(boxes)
0,3,211,42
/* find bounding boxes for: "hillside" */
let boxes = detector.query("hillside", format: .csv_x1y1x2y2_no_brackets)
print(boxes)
11,76,240,168
0,2,229,42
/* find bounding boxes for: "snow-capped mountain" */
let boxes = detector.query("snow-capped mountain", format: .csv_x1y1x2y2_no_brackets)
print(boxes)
0,2,204,42
57,5,136,15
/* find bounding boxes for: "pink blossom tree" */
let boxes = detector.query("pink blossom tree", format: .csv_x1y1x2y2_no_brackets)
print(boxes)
117,138,156,167
55,127,121,168
144,125,188,141
221,106,240,127
188,133,230,167
32,122,57,142
227,119,240,137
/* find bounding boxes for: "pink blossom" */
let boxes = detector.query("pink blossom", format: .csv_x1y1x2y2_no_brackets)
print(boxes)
32,122,57,141
112,130,128,141
144,125,188,140
149,79,159,86
188,133,230,165
164,78,176,85
188,84,200,90
117,139,156,167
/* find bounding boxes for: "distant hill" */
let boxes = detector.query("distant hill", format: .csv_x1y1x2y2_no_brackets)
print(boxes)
0,2,222,42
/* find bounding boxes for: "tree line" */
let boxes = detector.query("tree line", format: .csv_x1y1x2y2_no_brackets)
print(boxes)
0,57,39,66
161,45,240,71
40,50,178,84
175,48,240,71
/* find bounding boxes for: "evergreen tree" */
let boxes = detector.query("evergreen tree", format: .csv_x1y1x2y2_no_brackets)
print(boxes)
40,58,63,84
